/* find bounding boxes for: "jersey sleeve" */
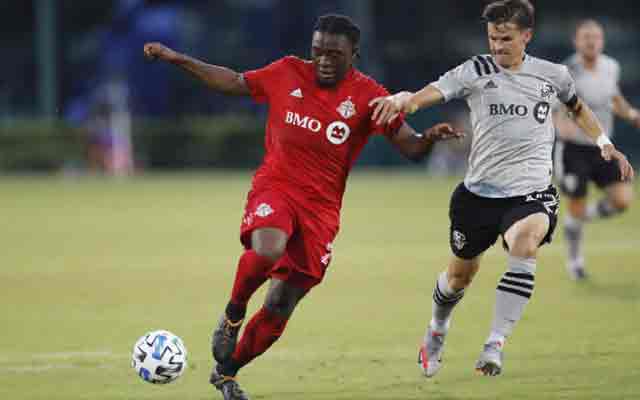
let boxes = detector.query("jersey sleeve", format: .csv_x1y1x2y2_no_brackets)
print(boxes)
557,65,577,104
612,59,622,96
431,60,477,102
242,57,289,103
368,84,405,138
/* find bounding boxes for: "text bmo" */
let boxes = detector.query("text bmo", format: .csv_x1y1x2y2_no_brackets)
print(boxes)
489,103,529,116
489,102,550,123
285,111,323,132
284,111,352,145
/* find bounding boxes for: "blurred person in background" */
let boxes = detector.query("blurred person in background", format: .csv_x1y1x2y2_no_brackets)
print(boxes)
554,19,640,280
426,108,472,176
66,79,134,176
144,14,461,400
370,0,633,378
85,80,134,176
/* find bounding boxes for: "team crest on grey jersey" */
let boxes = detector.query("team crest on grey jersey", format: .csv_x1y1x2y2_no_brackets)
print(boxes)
539,83,556,100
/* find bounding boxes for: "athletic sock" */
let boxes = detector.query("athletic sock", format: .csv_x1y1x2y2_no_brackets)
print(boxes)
487,255,536,345
227,250,274,321
430,270,465,333
221,307,288,375
563,214,584,267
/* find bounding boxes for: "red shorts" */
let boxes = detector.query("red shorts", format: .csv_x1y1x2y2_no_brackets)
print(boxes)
240,190,338,291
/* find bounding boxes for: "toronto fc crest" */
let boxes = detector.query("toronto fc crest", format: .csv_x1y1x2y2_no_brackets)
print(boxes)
337,97,356,119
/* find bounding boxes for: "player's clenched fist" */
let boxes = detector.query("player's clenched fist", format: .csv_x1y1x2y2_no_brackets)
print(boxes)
425,123,465,143
143,42,179,63
601,144,635,181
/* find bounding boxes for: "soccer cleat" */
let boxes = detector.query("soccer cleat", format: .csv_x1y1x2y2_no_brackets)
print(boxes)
212,315,243,363
567,259,588,281
475,341,504,376
417,327,447,377
210,369,250,400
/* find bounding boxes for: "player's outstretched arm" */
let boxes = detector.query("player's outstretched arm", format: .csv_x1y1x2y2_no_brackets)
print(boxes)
143,42,250,96
553,106,579,140
389,122,464,162
568,96,634,180
369,85,445,126
612,94,640,129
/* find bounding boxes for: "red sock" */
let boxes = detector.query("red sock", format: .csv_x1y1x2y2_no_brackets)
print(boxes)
230,250,274,307
231,307,288,368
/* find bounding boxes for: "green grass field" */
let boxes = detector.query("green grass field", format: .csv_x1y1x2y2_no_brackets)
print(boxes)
1,172,639,400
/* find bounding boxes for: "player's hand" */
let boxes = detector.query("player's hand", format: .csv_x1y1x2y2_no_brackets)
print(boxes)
143,42,179,63
369,93,409,125
602,144,635,181
424,123,465,143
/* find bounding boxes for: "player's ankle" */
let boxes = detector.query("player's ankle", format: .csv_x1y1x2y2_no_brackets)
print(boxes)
430,318,450,334
485,331,505,346
216,358,242,377
225,302,247,323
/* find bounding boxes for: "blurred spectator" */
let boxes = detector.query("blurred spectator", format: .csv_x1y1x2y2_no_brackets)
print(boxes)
68,79,134,176
426,109,472,176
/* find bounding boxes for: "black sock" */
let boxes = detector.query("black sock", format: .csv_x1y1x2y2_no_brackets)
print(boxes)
217,357,243,377
225,302,246,323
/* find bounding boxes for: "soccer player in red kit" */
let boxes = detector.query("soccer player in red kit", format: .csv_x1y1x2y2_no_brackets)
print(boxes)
144,14,461,400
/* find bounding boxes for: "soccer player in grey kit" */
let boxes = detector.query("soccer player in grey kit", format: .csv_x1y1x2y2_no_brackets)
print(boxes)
554,19,640,280
371,0,634,377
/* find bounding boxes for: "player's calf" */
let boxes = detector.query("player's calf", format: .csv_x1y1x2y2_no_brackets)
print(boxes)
418,270,466,378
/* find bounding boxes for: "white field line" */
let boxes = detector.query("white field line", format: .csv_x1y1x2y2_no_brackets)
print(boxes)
3,364,77,373
0,351,125,374
30,351,116,360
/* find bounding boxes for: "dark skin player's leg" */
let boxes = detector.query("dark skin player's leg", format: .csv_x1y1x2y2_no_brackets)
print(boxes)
264,278,307,317
217,231,306,378
251,227,288,262
252,227,307,316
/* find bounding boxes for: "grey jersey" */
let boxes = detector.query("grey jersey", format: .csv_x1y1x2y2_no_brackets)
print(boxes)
563,53,621,146
432,54,576,198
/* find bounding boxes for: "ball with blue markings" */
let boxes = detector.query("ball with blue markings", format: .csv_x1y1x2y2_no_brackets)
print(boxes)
131,330,187,384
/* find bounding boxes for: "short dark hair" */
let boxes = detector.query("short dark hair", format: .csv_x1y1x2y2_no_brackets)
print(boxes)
313,14,361,48
482,0,535,30
575,19,603,35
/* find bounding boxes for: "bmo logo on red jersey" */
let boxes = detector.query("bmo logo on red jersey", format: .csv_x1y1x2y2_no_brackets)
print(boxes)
285,111,322,133
284,111,351,145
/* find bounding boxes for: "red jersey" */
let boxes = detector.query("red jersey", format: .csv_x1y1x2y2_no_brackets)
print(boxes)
243,56,404,223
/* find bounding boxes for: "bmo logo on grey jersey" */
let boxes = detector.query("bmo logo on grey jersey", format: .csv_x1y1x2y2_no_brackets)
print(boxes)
285,111,351,145
489,103,528,117
488,102,550,124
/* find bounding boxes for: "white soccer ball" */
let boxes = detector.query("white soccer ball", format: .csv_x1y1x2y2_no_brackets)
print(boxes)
131,330,187,384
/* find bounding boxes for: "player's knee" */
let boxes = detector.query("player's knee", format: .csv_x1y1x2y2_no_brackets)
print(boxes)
264,292,295,317
448,269,474,289
610,193,632,211
567,200,587,219
254,246,285,262
252,228,287,262
509,231,542,258
264,281,304,317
